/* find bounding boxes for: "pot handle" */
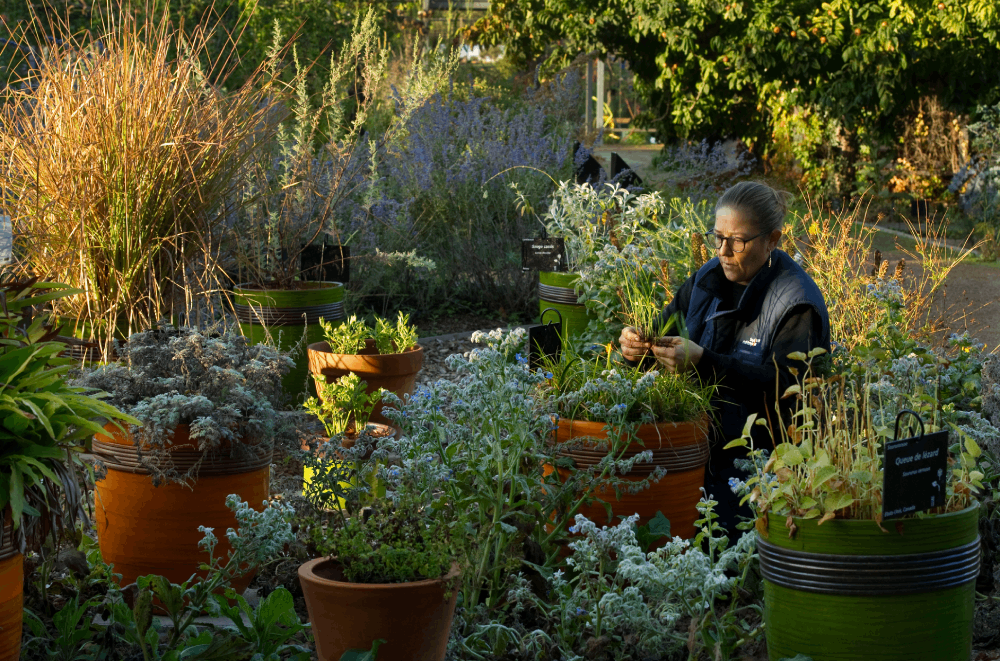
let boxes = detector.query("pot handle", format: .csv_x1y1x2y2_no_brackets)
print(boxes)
893,409,925,441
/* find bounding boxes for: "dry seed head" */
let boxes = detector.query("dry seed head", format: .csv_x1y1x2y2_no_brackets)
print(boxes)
894,258,906,279
700,243,710,264
877,259,889,279
691,231,706,269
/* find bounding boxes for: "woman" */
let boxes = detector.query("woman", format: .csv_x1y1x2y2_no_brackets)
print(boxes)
620,181,830,530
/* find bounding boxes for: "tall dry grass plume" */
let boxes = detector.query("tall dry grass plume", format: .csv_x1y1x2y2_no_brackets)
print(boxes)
787,195,979,349
0,6,284,348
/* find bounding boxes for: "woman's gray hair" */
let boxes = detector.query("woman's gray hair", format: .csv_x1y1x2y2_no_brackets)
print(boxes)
716,181,793,234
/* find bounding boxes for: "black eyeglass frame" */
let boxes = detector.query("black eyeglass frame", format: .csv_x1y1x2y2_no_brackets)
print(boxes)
704,229,770,254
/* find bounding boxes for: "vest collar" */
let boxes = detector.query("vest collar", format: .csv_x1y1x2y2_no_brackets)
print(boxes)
698,255,782,322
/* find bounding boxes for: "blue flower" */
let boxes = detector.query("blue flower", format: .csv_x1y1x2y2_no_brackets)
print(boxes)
569,525,578,534
576,607,587,616
544,372,553,379
515,353,527,365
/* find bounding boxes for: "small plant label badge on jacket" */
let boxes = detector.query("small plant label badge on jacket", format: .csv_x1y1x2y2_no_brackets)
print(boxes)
882,410,949,520
522,237,566,272
0,215,9,265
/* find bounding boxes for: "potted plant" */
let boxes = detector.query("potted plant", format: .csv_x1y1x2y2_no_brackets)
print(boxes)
544,343,714,540
307,312,423,427
1,11,284,359
297,420,467,661
302,371,392,492
726,348,984,661
0,278,137,661
71,325,295,590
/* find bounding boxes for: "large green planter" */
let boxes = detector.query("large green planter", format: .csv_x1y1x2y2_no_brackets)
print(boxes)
538,271,592,338
759,504,980,661
232,282,345,403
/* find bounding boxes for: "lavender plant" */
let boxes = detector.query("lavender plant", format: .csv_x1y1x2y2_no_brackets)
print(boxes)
229,10,456,289
70,326,295,486
348,74,578,315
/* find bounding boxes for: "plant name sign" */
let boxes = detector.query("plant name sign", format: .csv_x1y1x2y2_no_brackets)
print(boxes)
522,238,566,272
881,419,949,520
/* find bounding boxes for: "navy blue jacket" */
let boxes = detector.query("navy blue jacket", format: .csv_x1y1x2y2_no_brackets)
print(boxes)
658,250,831,448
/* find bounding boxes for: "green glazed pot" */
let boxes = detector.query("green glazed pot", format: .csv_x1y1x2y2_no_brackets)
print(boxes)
760,504,980,661
232,282,345,403
538,271,592,338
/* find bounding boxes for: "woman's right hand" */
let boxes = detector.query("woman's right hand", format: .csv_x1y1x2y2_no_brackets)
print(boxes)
619,326,652,363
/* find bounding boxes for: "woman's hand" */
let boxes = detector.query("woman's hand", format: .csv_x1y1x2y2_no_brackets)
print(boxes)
652,336,704,373
619,326,652,362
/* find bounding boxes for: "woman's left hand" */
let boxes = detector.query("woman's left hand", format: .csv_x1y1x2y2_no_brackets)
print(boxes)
652,337,704,373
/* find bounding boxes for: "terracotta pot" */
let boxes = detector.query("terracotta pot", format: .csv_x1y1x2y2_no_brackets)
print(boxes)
307,339,424,427
92,423,271,590
298,557,459,661
0,514,22,661
546,416,709,539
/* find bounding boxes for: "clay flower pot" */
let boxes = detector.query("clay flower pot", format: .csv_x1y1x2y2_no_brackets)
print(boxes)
92,423,271,590
0,513,22,661
307,339,424,427
298,557,459,661
546,416,709,539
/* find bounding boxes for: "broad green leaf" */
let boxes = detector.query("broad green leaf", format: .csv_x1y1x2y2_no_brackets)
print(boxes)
741,413,758,436
824,491,855,512
812,465,839,488
340,639,386,661
964,437,981,459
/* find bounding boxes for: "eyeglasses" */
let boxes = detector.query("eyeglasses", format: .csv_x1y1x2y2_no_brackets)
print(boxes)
704,229,769,254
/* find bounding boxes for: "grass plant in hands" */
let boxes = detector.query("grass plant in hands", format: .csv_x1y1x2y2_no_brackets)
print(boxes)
726,348,983,528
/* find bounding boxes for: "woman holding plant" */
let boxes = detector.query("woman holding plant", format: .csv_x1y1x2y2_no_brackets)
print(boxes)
620,181,831,529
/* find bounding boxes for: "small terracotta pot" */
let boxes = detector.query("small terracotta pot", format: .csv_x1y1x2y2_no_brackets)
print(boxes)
546,416,709,539
0,513,22,661
92,423,271,590
298,557,459,661
307,339,424,427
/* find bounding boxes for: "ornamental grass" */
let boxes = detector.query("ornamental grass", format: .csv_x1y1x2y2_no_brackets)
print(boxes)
0,8,284,349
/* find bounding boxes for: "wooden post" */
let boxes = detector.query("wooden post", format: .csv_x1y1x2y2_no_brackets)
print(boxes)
595,58,605,131
585,60,593,131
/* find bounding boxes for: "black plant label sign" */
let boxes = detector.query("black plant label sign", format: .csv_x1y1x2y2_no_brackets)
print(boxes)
528,317,562,372
881,430,949,520
522,238,566,272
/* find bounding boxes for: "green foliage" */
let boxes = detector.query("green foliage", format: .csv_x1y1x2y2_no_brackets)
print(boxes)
320,315,370,354
20,497,306,660
0,278,138,544
320,312,418,355
546,343,714,425
339,640,385,661
304,373,385,436
472,0,1000,178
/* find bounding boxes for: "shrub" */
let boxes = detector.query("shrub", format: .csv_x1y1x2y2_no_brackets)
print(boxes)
0,10,283,344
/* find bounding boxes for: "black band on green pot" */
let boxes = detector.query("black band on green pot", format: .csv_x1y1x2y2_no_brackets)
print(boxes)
233,300,345,326
758,536,981,596
539,282,583,306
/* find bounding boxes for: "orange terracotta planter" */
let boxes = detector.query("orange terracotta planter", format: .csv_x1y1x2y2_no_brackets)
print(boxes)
92,424,271,590
307,339,423,427
298,557,459,661
0,515,22,661
547,417,709,540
